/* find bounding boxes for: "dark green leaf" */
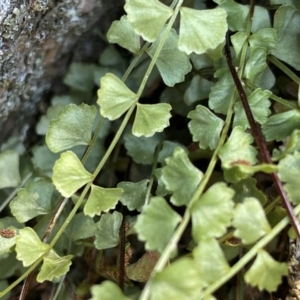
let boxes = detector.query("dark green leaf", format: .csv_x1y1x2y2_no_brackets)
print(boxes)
117,180,149,211
94,212,122,250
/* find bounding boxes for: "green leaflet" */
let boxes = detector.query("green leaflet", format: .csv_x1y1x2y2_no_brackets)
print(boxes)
117,179,149,211
179,7,227,55
90,281,131,300
107,15,140,54
232,197,271,245
84,185,123,217
151,258,202,300
135,197,181,253
124,131,164,165
10,179,54,223
15,227,50,267
193,238,230,287
37,250,73,283
46,103,97,153
63,63,97,92
124,0,173,42
244,47,268,85
233,88,271,129
147,29,192,87
0,150,21,189
132,103,172,137
231,178,267,205
245,249,288,291
278,151,300,204
184,75,214,106
162,147,203,206
68,212,97,242
188,105,224,150
52,151,93,198
94,212,123,250
209,68,235,114
191,182,235,240
262,109,300,141
271,5,300,71
248,28,277,53
97,73,138,120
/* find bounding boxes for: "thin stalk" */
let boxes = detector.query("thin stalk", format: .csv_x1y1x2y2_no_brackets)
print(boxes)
224,32,300,239
0,172,32,213
268,55,300,85
244,79,296,109
201,203,300,298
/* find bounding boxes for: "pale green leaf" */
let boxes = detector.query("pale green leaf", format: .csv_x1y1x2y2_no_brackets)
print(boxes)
278,152,300,204
233,88,271,129
124,131,164,165
151,258,202,300
245,249,288,291
84,185,123,217
94,212,122,250
193,238,230,287
244,48,268,84
37,250,73,282
16,227,50,267
179,7,227,55
188,105,224,150
184,75,214,106
191,182,235,240
10,179,54,223
68,212,97,241
271,5,300,70
97,73,138,120
147,29,192,86
248,28,277,53
231,178,267,205
132,103,171,137
52,151,93,198
209,68,235,114
231,32,248,58
135,197,181,252
219,126,257,168
107,16,140,54
46,103,97,153
117,180,149,211
233,197,271,244
63,63,97,92
162,147,203,206
0,150,21,189
262,110,300,141
124,0,173,42
90,281,131,300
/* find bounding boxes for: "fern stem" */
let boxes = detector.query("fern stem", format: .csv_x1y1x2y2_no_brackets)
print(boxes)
201,203,300,298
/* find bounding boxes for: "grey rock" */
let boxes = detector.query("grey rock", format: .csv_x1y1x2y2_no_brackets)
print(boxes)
0,0,124,143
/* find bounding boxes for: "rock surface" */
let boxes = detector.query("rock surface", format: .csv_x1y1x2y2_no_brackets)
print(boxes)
0,0,124,144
